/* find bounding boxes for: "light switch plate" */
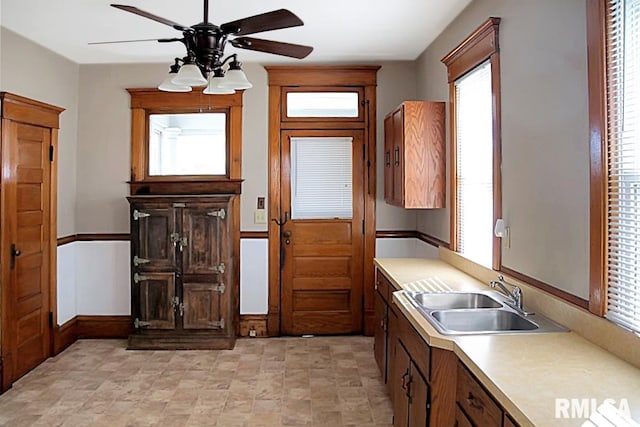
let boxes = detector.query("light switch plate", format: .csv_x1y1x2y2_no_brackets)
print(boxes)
254,209,267,224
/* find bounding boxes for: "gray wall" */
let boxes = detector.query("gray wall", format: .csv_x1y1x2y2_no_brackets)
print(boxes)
0,28,80,237
75,61,419,234
414,0,589,299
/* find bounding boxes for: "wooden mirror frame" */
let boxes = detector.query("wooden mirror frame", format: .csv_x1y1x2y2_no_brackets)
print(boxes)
127,88,243,195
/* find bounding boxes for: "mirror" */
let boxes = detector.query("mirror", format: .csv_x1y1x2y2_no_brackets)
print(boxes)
148,113,226,176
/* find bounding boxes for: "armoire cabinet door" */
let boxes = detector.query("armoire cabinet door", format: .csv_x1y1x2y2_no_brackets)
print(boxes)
135,272,176,329
182,282,225,330
132,205,177,271
182,205,228,275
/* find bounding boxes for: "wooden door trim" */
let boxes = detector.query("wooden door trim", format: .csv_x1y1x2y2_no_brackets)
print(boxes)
266,66,379,336
0,93,62,391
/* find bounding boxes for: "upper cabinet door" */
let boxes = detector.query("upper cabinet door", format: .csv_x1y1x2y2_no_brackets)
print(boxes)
383,101,445,209
181,203,229,275
392,107,405,207
131,204,177,271
384,115,395,203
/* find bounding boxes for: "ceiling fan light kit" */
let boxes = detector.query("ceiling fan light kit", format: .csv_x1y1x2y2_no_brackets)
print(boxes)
203,68,236,95
100,0,313,94
158,60,193,92
172,62,208,87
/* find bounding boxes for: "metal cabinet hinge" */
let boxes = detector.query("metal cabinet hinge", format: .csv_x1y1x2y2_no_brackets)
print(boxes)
209,263,225,274
133,210,150,220
207,209,226,219
134,318,151,328
133,273,150,284
212,283,226,294
133,256,150,267
209,318,225,329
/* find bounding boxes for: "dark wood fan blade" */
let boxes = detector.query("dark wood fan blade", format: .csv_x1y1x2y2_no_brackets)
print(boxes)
111,4,190,31
221,9,303,36
88,38,181,45
231,37,313,59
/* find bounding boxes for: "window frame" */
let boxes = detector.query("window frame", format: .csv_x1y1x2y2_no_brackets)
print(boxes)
587,0,640,322
127,88,243,193
441,17,503,271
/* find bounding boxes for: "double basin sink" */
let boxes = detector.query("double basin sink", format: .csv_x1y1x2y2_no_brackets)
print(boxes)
402,290,568,335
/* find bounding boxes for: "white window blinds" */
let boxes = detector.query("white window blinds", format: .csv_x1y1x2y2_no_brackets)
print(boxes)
290,137,353,219
605,0,640,333
455,61,494,268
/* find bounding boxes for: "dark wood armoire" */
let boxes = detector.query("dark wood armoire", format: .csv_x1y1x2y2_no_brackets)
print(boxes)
127,195,235,349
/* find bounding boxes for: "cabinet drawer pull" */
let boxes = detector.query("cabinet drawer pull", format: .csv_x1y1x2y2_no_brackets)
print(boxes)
401,370,410,390
467,392,484,412
394,147,400,166
385,151,391,167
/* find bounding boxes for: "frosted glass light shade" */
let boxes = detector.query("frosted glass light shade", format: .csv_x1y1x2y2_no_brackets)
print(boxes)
218,68,252,89
172,63,207,86
158,73,192,92
203,74,235,95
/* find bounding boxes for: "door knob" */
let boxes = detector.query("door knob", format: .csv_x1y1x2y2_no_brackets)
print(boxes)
10,244,21,270
283,231,291,238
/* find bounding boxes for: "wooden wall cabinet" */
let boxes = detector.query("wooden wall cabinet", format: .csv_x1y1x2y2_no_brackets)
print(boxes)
383,101,445,209
127,195,235,349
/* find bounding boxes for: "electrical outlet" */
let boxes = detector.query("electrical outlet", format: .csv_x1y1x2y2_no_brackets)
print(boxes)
249,328,257,337
254,209,267,224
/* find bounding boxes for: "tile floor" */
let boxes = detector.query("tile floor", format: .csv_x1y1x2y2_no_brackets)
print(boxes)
0,336,393,426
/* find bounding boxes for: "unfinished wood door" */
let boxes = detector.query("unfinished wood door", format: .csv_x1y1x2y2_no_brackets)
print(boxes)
1,121,52,386
182,204,227,275
182,282,225,330
280,129,364,335
135,272,176,329
131,204,177,271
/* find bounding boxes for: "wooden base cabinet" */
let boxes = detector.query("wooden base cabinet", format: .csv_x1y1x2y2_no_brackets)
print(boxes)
375,266,522,427
127,196,235,350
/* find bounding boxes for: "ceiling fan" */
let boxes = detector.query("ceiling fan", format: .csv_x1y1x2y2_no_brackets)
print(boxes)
93,0,313,93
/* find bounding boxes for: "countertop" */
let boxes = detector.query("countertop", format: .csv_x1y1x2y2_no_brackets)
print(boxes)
375,258,640,427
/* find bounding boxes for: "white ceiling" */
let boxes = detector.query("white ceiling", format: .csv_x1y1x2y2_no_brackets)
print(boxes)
1,0,472,65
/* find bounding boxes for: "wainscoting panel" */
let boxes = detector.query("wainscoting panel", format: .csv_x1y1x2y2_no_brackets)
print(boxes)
57,244,77,324
55,236,434,335
75,241,130,316
376,238,420,258
240,238,269,314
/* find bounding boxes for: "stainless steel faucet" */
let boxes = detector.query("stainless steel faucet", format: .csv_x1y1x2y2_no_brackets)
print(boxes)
490,275,527,314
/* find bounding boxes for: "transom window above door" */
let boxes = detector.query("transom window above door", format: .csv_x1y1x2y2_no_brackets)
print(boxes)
281,87,364,122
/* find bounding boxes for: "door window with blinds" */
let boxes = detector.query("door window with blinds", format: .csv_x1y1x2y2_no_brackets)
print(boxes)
599,0,640,332
290,137,353,219
454,61,495,268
